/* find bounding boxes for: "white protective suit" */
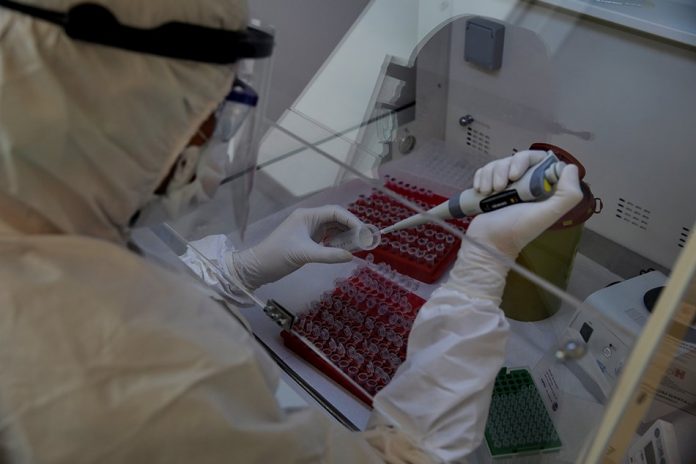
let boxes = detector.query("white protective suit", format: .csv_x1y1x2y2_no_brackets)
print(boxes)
0,0,583,462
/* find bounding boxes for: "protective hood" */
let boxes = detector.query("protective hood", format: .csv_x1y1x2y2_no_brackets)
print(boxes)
0,0,247,243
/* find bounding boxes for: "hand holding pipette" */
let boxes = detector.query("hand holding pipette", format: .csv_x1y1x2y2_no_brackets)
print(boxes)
381,151,566,235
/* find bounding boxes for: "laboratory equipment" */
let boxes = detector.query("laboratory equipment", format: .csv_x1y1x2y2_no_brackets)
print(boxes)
346,177,471,283
564,270,696,422
324,224,381,252
625,420,681,464
563,272,667,404
380,150,564,235
282,263,426,404
484,367,562,458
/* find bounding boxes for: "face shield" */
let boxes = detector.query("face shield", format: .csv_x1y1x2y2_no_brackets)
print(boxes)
217,53,273,238
132,68,270,227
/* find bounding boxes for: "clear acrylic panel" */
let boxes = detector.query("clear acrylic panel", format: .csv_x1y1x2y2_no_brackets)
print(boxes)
134,2,696,462
579,236,696,464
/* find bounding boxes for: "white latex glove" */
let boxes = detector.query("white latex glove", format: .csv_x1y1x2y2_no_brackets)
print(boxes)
225,206,364,290
446,150,583,303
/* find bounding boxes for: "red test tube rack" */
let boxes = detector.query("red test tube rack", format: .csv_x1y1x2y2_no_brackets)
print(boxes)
348,176,471,283
282,265,426,405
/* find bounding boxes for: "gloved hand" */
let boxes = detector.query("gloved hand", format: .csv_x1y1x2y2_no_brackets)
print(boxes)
225,205,364,290
445,150,583,303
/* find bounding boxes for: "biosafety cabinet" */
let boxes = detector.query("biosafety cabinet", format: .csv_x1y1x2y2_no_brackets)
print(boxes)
137,1,696,462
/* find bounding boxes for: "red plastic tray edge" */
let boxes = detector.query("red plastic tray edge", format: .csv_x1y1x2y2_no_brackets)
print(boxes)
281,330,374,406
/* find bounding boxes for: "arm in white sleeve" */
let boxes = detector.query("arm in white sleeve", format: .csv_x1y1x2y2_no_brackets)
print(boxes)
180,206,363,304
368,242,510,463
367,154,582,462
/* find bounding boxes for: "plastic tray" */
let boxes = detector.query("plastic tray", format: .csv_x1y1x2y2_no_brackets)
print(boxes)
485,367,562,458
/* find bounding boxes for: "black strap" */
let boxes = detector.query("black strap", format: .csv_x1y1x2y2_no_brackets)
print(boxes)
0,0,274,64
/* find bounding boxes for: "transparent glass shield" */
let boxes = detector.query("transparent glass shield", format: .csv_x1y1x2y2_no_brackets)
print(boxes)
134,2,696,462
578,234,696,464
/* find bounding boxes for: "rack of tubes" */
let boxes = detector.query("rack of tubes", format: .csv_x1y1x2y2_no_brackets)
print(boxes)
348,176,471,283
282,262,425,405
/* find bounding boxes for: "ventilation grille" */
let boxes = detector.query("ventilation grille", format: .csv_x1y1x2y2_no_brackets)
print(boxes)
615,198,650,231
678,226,691,249
466,126,490,155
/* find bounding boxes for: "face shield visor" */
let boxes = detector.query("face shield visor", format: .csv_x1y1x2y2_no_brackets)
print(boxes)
132,62,271,228
216,54,273,238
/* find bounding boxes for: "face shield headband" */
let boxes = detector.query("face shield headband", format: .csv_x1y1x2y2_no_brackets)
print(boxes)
0,0,274,64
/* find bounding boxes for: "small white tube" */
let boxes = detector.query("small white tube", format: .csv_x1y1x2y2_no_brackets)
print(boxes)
325,224,381,252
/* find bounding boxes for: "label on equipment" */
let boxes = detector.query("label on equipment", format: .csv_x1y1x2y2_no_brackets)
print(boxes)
480,190,521,212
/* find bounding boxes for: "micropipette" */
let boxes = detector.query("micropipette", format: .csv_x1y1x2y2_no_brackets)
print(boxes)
381,151,565,235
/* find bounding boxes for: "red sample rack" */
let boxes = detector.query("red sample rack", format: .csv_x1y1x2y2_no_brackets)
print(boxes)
282,265,425,405
348,176,471,283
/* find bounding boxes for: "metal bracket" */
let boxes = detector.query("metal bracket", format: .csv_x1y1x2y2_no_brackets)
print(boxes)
263,299,296,331
383,61,416,126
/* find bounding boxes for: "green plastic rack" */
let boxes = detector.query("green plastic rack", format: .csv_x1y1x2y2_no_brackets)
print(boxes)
485,367,562,458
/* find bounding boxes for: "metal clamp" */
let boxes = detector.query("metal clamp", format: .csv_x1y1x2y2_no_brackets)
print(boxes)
263,299,296,331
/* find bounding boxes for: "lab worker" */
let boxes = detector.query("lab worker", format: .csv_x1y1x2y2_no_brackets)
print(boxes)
0,1,583,463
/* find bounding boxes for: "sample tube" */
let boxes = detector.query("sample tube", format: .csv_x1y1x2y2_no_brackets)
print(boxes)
364,317,375,331
320,328,330,341
324,224,381,252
